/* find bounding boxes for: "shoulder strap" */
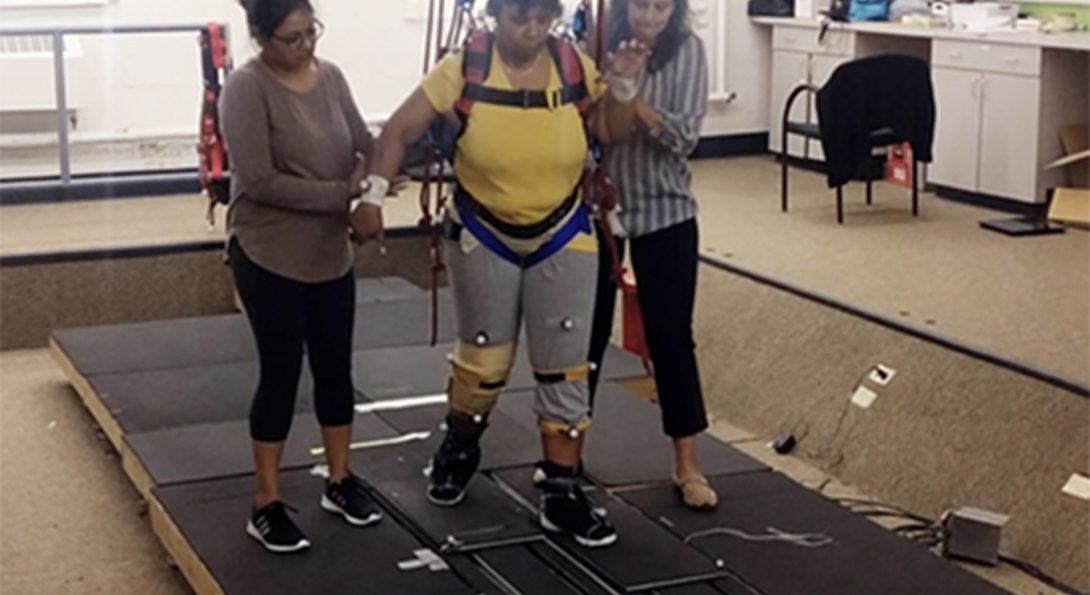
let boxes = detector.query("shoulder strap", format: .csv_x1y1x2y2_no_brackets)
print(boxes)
462,29,493,84
458,33,592,116
455,30,494,119
546,36,592,117
198,22,231,226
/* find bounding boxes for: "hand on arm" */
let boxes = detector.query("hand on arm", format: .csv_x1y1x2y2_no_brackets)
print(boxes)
348,87,440,245
599,40,650,144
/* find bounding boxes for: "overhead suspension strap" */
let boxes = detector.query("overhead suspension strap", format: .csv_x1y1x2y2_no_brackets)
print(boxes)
197,22,233,227
587,0,625,286
584,0,652,374
419,0,479,345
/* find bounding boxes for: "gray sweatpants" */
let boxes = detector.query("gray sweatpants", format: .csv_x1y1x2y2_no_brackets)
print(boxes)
444,224,598,429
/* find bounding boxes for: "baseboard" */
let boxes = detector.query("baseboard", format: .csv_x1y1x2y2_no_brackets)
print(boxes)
692,133,769,159
0,170,201,205
934,186,1046,217
0,240,224,268
0,225,427,268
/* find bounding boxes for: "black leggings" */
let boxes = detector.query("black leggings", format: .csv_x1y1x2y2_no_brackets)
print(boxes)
229,240,356,442
588,218,708,438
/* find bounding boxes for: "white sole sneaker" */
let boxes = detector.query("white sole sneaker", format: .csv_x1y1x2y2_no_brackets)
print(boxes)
245,521,311,554
425,488,467,507
425,463,470,507
535,474,608,517
539,512,618,548
320,495,382,527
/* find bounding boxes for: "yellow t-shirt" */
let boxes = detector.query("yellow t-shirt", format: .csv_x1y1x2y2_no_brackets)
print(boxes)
421,42,606,226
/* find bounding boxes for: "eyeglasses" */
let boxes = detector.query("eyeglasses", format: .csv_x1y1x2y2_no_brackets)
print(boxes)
271,19,324,49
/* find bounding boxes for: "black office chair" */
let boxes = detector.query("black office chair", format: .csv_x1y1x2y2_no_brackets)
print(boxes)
780,54,935,224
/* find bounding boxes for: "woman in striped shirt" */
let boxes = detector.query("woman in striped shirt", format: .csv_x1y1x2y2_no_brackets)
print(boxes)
588,0,717,509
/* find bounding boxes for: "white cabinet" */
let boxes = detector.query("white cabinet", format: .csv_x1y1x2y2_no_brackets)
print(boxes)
929,67,983,192
977,74,1041,201
768,24,855,158
929,40,1045,203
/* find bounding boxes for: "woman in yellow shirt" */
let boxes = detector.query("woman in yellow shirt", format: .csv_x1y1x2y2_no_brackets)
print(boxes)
356,0,644,548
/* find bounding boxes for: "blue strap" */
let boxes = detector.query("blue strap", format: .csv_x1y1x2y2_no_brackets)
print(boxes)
453,192,590,269
523,203,591,268
454,195,523,265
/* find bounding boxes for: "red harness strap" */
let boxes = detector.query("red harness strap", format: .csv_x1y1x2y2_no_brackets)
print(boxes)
419,1,476,346
588,0,651,372
198,22,231,226
417,141,447,346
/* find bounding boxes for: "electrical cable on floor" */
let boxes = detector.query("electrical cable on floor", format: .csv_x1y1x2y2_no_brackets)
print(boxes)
783,369,872,471
836,498,1086,595
845,507,936,525
997,554,1086,595
891,522,943,548
891,521,937,533
684,526,834,548
836,497,931,515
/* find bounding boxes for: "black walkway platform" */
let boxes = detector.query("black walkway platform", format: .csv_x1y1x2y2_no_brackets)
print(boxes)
49,277,1010,594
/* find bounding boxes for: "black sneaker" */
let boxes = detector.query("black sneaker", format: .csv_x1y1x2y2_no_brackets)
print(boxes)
246,501,311,554
540,477,617,548
321,474,383,527
426,431,481,507
532,461,606,517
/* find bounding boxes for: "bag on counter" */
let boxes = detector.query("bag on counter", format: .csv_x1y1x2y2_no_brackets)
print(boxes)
748,0,795,17
849,0,891,21
889,0,929,21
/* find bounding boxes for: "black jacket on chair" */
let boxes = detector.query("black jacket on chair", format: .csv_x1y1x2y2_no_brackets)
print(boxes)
816,55,936,188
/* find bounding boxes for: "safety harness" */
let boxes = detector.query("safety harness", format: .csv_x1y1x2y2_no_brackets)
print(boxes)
442,29,595,270
450,188,592,269
456,30,592,124
416,0,647,364
414,19,598,344
198,23,232,226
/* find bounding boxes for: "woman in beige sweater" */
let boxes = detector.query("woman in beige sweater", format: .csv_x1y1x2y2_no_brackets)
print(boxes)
220,0,385,554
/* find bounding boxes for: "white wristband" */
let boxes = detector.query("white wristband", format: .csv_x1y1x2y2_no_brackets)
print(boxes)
358,174,389,208
608,75,639,103
606,210,627,238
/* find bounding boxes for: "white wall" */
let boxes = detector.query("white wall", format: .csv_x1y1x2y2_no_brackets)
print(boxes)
0,0,433,136
693,0,772,136
0,0,771,156
0,0,247,136
309,0,431,120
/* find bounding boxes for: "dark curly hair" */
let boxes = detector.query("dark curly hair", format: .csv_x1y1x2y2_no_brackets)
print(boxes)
607,0,691,73
238,0,314,39
485,0,564,17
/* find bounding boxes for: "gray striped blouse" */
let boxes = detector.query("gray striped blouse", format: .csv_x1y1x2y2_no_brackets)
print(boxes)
607,32,708,238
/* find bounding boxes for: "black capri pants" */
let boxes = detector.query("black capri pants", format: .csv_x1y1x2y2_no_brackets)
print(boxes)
229,239,356,442
587,218,708,438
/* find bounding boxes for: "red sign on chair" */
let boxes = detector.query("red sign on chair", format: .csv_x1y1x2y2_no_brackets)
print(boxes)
887,142,914,188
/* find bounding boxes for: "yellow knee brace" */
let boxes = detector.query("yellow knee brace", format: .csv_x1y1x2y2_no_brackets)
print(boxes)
539,417,593,439
533,363,591,385
448,341,515,417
